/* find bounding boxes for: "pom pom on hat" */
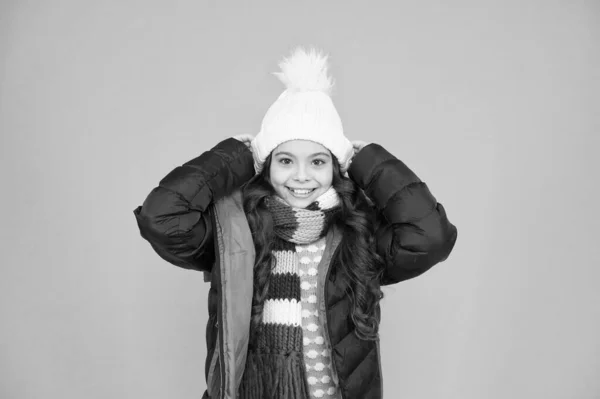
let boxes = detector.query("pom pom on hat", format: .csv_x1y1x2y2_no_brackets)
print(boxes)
251,46,353,174
273,47,334,94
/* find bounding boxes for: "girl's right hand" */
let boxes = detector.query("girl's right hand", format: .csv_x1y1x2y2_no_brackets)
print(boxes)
351,140,370,156
233,134,255,151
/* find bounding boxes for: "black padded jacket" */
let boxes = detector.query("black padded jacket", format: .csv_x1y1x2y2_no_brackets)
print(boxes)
133,138,458,398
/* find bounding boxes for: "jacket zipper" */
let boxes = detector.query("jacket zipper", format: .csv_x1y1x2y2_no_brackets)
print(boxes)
210,207,226,399
206,325,220,396
376,339,383,397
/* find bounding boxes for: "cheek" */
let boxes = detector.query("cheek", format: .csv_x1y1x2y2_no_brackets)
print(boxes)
318,167,334,187
268,165,288,186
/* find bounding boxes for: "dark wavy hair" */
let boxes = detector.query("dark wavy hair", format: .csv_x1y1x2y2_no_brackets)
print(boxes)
242,153,385,344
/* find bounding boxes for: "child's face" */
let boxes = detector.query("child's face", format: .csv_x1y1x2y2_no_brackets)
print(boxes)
268,140,334,209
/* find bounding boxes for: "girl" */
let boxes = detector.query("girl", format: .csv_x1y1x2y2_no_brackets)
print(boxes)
133,47,457,399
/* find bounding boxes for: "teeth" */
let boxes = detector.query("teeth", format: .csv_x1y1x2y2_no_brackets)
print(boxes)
288,188,314,196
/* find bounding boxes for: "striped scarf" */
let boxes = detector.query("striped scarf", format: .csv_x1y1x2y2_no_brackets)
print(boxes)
267,187,341,245
238,187,341,399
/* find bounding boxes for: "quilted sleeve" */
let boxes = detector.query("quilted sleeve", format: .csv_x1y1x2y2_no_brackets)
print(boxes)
133,138,255,272
348,144,458,285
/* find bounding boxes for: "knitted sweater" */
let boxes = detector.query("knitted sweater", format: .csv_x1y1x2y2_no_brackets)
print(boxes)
297,238,338,399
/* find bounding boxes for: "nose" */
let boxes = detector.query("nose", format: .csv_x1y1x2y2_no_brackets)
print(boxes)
293,164,310,182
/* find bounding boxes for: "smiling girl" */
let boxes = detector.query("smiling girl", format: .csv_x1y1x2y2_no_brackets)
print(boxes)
134,47,458,399
269,141,333,207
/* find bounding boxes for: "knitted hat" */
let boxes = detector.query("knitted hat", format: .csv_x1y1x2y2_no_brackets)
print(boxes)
251,47,354,173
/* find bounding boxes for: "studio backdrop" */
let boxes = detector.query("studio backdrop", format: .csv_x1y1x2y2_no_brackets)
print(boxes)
1,1,599,398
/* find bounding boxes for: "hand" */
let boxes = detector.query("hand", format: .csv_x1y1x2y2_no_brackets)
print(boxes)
351,140,370,156
233,134,254,151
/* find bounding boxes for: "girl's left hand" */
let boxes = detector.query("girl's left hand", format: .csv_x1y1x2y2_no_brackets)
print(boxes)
351,140,370,156
233,134,255,151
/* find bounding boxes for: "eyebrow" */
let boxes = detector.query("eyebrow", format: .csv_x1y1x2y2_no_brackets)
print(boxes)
273,151,331,158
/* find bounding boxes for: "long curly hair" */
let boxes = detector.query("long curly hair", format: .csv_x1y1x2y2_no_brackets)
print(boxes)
242,153,385,344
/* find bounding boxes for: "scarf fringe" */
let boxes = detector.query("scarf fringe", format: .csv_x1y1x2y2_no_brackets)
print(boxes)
238,352,309,399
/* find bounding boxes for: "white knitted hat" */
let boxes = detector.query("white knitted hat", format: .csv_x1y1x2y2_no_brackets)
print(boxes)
251,47,354,173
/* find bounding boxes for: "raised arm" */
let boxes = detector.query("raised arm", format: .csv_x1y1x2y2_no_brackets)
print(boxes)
348,144,458,285
133,138,255,272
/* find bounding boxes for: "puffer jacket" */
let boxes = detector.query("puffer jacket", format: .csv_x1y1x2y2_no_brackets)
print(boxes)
133,138,458,399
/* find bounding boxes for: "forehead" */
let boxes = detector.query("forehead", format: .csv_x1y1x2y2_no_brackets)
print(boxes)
273,140,331,157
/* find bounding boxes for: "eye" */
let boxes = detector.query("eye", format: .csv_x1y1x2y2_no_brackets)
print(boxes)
312,159,327,166
278,158,292,165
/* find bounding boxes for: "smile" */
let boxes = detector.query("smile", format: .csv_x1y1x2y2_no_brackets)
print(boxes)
286,187,316,198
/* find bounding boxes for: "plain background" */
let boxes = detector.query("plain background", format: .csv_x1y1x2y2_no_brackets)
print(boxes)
1,1,599,398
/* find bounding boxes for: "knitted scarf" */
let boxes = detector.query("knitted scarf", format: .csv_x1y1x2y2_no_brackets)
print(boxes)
267,187,341,244
238,187,341,399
